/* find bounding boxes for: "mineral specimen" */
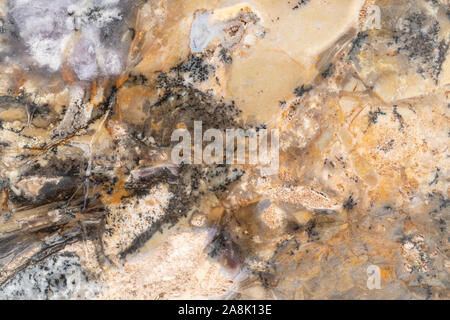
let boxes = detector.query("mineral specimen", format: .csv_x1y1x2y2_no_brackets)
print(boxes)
0,0,448,300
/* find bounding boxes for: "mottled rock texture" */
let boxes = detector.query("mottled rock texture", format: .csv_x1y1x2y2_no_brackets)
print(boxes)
0,0,448,300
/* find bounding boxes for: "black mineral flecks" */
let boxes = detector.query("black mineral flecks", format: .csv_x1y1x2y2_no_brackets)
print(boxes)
393,10,449,82
368,107,386,125
178,54,216,82
118,162,245,260
207,230,242,270
349,32,368,62
392,105,405,130
378,139,395,152
429,168,440,186
343,194,357,211
219,47,233,65
290,0,310,10
293,84,313,97
321,64,334,78
201,165,245,192
0,253,101,299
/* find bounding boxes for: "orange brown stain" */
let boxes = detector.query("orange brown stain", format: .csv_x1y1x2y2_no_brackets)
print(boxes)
212,0,221,12
115,74,129,89
15,75,27,92
62,63,75,83
90,81,97,103
115,98,123,122
380,266,395,281
101,173,129,205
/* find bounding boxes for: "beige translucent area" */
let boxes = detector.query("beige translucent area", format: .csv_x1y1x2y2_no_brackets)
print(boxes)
356,49,440,103
131,0,365,123
374,74,434,104
224,0,364,123
116,86,156,125
228,43,307,124
0,108,27,122
217,0,364,64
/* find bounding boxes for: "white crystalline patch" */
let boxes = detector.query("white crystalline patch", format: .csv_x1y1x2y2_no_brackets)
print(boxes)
190,11,217,53
68,33,99,81
84,7,122,28
0,253,101,300
99,50,123,76
10,0,126,80
27,37,65,71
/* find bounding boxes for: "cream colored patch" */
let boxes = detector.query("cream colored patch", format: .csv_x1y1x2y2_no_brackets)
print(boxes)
101,228,239,299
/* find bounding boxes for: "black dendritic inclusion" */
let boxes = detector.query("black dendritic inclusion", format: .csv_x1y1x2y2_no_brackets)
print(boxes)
178,54,216,82
368,108,386,125
349,32,368,63
143,57,242,146
321,64,334,78
293,84,313,97
291,0,310,10
219,47,233,64
393,11,449,82
343,195,357,211
115,54,248,259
